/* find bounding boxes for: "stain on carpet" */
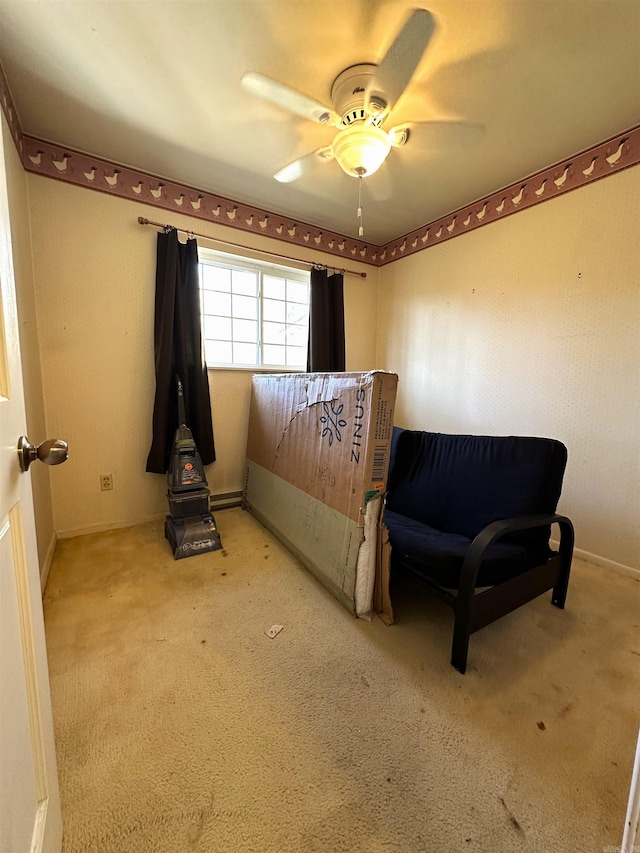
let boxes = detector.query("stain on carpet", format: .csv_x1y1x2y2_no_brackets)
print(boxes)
499,797,524,835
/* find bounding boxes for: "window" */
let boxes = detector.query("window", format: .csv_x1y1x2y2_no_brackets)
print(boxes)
199,251,310,369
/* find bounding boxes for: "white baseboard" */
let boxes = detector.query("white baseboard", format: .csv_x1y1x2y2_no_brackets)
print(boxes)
56,512,165,540
55,497,241,541
551,539,639,580
39,531,58,593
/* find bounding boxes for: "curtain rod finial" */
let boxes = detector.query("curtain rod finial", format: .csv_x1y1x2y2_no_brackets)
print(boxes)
138,216,148,225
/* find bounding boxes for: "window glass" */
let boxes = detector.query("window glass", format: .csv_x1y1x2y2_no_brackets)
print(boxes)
232,270,258,296
199,253,309,369
263,344,285,365
263,321,286,345
286,324,307,348
204,315,232,341
286,346,306,367
232,294,258,320
205,340,232,364
202,265,231,292
263,299,286,323
286,302,307,325
287,280,308,303
203,290,230,316
233,342,258,365
263,275,286,300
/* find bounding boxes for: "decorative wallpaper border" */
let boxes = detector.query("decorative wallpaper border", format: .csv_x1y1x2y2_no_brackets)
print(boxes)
1,58,638,268
378,125,640,265
0,61,24,159
20,135,377,265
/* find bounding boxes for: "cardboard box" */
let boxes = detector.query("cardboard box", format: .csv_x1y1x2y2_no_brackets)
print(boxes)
244,371,398,617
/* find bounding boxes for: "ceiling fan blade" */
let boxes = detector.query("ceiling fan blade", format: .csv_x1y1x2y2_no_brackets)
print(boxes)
242,72,340,126
389,120,485,151
274,147,334,183
374,9,436,110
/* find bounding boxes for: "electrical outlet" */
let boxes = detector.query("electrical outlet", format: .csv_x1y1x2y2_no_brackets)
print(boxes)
100,473,113,491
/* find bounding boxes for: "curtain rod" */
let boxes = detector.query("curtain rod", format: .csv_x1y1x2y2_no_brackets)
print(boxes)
137,217,367,278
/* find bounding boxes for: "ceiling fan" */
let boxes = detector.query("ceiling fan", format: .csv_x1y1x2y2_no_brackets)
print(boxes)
241,7,439,234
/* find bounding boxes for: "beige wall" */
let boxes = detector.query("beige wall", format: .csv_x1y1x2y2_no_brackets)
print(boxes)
9,133,638,571
26,175,378,537
2,115,55,585
376,166,640,571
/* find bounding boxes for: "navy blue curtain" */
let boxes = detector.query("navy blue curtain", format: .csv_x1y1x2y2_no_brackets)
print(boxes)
146,228,215,473
306,267,345,372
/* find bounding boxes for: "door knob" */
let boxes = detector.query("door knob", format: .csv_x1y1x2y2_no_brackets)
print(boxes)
18,436,68,472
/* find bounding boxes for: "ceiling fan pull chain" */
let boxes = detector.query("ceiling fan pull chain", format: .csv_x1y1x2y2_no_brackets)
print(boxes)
357,175,364,237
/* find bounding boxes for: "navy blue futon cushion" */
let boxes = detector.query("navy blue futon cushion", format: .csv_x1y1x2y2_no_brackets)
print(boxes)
386,429,567,555
384,509,545,588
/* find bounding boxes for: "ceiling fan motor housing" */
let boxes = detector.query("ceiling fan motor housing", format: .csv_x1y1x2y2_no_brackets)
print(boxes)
331,64,387,126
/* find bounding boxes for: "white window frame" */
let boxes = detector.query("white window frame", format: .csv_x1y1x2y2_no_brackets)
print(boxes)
198,249,310,371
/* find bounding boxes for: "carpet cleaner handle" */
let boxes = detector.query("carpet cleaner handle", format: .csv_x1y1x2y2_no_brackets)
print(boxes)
176,375,186,426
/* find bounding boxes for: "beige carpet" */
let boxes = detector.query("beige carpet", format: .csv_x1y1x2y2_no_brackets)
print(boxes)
44,508,639,852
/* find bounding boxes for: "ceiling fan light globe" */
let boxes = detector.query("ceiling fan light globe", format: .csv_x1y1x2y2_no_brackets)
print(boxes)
331,125,391,178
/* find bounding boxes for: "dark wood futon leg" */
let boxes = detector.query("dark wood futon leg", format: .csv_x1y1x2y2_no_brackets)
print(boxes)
451,612,471,674
551,519,574,609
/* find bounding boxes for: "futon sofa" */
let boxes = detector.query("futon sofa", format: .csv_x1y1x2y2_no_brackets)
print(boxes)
382,428,574,673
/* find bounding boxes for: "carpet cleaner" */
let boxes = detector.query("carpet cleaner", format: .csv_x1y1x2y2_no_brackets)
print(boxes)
164,377,222,559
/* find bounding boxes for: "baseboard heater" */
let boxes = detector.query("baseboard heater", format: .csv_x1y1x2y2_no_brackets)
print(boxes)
209,490,243,511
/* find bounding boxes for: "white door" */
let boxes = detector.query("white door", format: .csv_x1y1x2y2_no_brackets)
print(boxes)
0,120,62,850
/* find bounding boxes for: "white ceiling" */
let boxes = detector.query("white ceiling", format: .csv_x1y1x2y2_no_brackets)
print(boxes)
0,0,638,245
